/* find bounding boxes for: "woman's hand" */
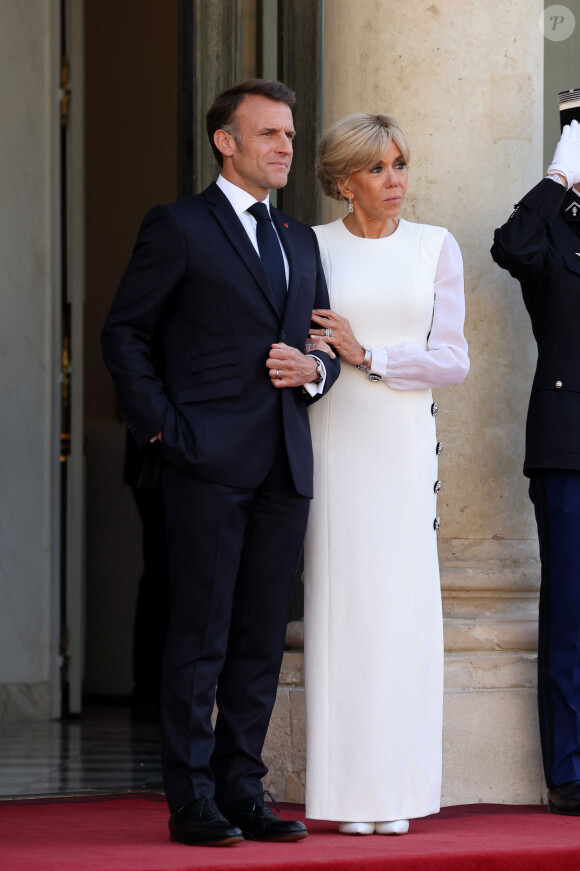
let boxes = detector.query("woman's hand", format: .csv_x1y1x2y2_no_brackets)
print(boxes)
304,336,336,359
310,308,366,367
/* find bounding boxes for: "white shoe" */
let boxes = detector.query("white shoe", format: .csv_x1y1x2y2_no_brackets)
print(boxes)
338,821,375,835
375,819,409,835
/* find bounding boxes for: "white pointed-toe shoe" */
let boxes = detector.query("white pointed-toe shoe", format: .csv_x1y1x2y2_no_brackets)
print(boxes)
338,821,375,835
375,819,409,835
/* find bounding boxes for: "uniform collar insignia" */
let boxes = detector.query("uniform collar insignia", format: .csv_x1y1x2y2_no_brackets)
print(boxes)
565,200,580,220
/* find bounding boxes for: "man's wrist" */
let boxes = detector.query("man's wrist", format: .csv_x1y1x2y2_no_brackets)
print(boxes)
546,164,573,189
546,170,567,188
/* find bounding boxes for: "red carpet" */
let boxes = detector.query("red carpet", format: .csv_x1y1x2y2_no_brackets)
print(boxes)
3,794,580,871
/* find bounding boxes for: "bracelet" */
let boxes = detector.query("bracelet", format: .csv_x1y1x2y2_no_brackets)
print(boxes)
357,346,372,371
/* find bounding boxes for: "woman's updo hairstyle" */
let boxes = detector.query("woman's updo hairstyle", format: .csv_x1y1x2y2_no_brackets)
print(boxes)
316,113,410,201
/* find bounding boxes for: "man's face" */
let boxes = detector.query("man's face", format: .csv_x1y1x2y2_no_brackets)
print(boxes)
219,95,295,199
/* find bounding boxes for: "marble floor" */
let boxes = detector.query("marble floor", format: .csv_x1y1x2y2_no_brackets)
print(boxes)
0,705,163,800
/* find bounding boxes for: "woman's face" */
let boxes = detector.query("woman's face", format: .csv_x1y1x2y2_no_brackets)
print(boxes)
343,139,408,223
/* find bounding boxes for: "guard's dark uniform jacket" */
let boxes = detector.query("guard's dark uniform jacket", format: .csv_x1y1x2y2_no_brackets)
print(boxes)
491,178,580,475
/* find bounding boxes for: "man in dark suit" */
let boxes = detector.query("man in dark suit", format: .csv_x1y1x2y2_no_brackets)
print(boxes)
102,79,339,846
491,119,580,815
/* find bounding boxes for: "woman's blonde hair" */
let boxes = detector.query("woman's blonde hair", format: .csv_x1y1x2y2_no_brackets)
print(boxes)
317,113,410,201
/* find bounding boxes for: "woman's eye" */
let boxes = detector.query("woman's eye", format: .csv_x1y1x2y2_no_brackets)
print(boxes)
395,162,407,170
370,165,382,173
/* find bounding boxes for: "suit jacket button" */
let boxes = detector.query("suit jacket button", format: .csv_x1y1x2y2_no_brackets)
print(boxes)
555,380,563,388
433,516,441,531
434,480,442,494
280,331,286,341
431,402,438,416
436,442,444,455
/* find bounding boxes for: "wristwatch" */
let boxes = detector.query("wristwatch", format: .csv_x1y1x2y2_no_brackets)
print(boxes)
357,346,372,371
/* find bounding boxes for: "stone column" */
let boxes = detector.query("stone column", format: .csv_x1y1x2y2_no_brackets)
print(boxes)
321,0,545,804
265,0,547,804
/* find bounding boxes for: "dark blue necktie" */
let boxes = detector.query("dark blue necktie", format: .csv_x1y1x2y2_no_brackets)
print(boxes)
247,202,287,314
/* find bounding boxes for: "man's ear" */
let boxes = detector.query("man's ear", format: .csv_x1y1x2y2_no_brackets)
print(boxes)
214,129,236,159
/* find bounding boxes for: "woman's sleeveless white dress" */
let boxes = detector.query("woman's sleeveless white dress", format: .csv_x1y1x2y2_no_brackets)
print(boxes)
304,217,450,822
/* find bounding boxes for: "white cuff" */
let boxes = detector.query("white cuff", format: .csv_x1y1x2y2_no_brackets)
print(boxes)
547,164,573,190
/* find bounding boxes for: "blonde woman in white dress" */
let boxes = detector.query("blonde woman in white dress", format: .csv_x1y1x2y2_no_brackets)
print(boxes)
304,114,469,836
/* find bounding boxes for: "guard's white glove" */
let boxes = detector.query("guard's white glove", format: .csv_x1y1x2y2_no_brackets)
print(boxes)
547,119,580,189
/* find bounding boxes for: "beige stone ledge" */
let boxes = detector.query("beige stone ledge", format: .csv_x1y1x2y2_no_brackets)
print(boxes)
443,591,538,619
285,620,305,651
444,652,537,690
440,537,540,592
441,565,540,592
278,650,537,692
0,683,51,720
263,685,306,803
444,618,537,651
264,679,544,806
441,688,543,806
443,587,539,651
288,611,539,653
439,538,539,565
279,651,304,686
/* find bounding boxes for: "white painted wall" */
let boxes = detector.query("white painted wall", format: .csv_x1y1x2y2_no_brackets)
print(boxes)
0,0,59,717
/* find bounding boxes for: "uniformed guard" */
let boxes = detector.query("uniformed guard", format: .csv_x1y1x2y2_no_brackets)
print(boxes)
491,90,580,816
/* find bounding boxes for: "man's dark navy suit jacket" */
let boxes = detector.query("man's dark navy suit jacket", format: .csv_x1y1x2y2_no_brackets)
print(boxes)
102,182,340,497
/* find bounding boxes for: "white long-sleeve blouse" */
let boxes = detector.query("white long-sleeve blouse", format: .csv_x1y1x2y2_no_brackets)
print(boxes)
366,231,469,389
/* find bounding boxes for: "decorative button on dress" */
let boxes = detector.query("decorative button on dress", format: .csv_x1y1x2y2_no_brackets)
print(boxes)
304,218,469,823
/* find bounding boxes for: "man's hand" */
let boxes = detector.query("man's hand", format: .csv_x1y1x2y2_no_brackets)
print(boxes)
266,342,319,388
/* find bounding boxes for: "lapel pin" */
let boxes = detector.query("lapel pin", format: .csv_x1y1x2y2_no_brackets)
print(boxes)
284,222,289,228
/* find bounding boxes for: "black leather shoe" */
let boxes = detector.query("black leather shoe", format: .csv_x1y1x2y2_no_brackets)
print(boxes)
221,792,308,842
168,797,244,846
548,781,580,815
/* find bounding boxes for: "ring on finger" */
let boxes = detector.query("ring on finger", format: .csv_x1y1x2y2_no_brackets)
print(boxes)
276,369,281,378
324,327,333,338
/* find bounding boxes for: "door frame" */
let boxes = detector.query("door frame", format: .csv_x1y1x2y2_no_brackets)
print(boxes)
51,0,86,717
66,0,86,715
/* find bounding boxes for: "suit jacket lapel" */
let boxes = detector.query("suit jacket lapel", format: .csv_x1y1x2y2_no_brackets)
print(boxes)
204,183,281,317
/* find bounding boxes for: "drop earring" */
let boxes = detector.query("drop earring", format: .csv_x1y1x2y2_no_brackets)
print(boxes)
348,196,353,214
